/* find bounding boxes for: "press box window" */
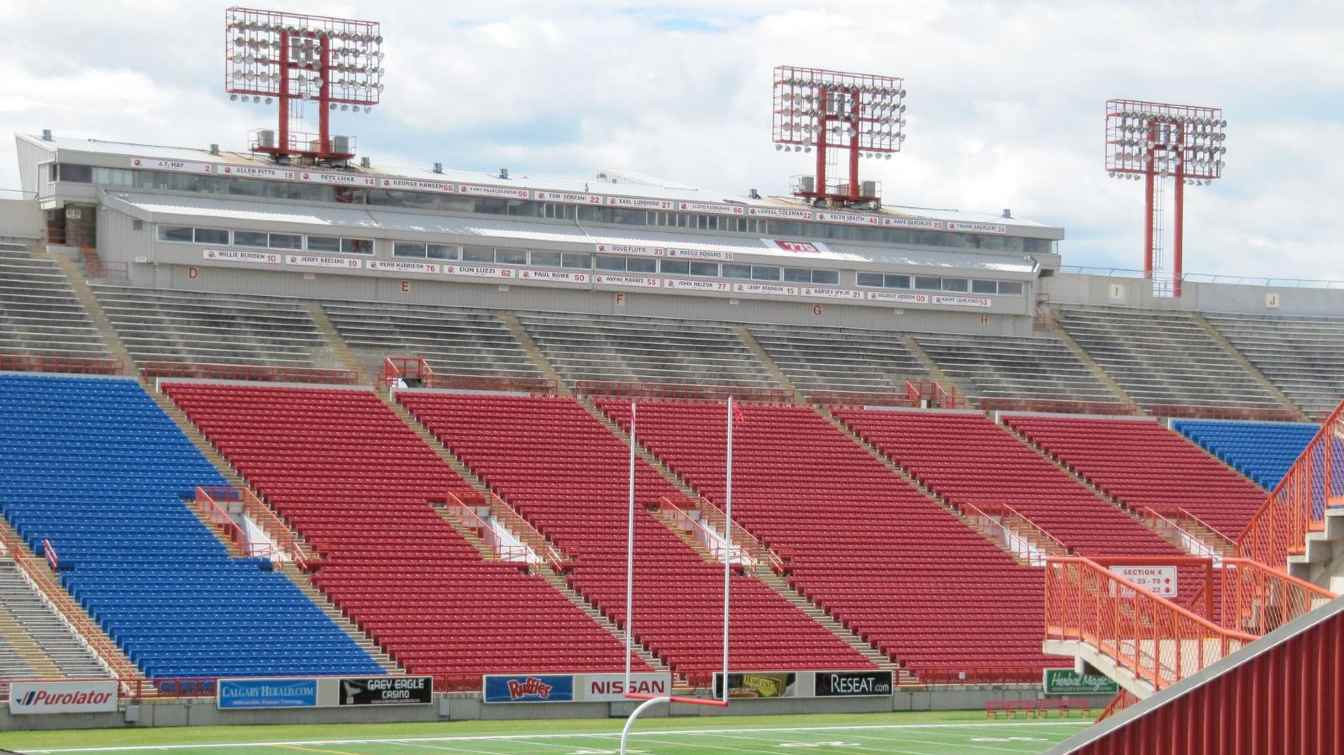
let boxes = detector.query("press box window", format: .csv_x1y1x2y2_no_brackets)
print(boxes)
915,276,942,291
597,255,627,272
942,277,969,292
307,236,340,252
160,226,195,242
194,228,230,245
784,268,811,283
690,261,719,277
562,253,591,269
394,242,427,258
269,233,302,250
857,272,884,288
884,275,911,289
998,281,1024,296
341,238,373,255
972,279,997,294
723,264,752,280
751,265,781,281
530,251,562,267
496,249,527,265
462,246,494,262
427,244,458,260
812,270,840,285
660,260,691,275
234,231,269,248
628,258,658,273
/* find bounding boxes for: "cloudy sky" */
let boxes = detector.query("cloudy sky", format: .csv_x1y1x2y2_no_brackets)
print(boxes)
2,1,1340,280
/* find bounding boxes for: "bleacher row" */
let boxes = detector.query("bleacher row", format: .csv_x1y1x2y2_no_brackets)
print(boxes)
0,247,1339,417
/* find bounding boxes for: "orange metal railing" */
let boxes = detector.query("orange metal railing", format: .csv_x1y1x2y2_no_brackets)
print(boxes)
441,491,570,572
195,486,314,570
657,495,785,575
1218,558,1336,635
1238,399,1344,568
1045,556,1255,692
1143,507,1237,560
960,502,1069,567
383,355,433,389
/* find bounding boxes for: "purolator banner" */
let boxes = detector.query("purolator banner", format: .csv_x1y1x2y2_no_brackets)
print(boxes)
9,680,119,714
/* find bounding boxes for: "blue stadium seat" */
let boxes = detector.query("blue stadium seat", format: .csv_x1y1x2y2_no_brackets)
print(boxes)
1173,419,1317,491
0,374,382,680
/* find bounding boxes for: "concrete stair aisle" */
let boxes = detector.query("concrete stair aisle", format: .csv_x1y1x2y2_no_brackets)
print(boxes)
754,570,912,683
1191,313,1307,421
901,336,966,407
733,326,805,404
535,569,669,676
305,302,372,385
0,561,104,678
277,564,401,673
498,312,570,394
433,508,496,562
39,250,136,376
1039,312,1142,412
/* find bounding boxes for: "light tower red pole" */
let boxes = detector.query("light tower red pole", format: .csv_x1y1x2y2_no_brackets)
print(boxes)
815,90,828,200
848,94,861,202
1143,122,1155,281
318,36,331,156
277,30,290,158
1173,123,1186,298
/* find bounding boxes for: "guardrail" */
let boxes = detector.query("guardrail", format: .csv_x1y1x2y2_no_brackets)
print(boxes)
41,539,60,571
442,491,570,573
1142,507,1235,561
1045,556,1255,692
1239,399,1344,568
0,354,123,375
1058,265,1344,290
658,495,784,575
576,380,794,404
195,486,314,570
961,503,1069,567
140,362,356,385
1219,558,1336,635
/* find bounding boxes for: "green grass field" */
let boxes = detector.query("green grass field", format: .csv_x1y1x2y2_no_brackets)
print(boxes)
3,711,1091,754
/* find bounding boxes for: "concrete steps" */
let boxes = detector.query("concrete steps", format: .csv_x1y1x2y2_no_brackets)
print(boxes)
499,312,569,394
0,560,104,678
733,326,804,403
1191,313,1307,421
41,250,135,376
1287,505,1344,591
306,302,371,385
536,569,668,675
1041,312,1142,412
277,564,401,673
901,336,963,405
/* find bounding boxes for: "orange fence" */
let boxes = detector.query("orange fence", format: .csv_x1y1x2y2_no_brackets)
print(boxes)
195,486,316,571
979,398,1137,416
1238,398,1344,568
1149,404,1303,422
1219,558,1336,635
1142,507,1236,560
576,380,793,404
903,379,960,409
960,502,1069,567
1045,556,1254,692
656,495,784,575
440,491,571,573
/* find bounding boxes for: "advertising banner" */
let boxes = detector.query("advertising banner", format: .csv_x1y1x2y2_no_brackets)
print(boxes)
217,678,318,710
367,260,441,275
814,671,894,698
284,254,363,270
337,676,433,706
518,269,589,283
595,273,661,289
442,264,515,280
203,248,279,265
713,672,798,699
9,680,119,715
574,673,672,702
1042,669,1118,696
482,674,575,704
931,294,993,308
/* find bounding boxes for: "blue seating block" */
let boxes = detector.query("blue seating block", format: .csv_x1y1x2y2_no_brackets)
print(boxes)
1173,419,1317,491
0,374,382,680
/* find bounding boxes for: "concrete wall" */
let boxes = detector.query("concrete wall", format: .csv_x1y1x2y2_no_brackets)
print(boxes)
0,198,43,239
0,687,1110,731
1042,272,1344,317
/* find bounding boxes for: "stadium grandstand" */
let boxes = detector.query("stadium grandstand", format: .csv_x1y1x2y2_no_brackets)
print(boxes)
2,10,1343,755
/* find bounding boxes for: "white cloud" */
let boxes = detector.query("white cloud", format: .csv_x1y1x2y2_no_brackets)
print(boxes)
1,0,1341,279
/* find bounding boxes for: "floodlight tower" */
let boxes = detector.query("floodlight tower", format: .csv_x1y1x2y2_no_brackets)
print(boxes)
224,7,385,165
771,66,906,208
1105,99,1227,297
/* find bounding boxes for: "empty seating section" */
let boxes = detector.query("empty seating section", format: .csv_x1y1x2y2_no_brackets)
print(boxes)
0,560,106,677
0,248,114,370
598,400,1052,680
91,285,344,380
914,333,1125,411
163,384,633,687
398,392,870,680
1173,420,1316,491
1203,312,1344,419
836,410,1177,556
749,325,927,401
1053,306,1284,414
1004,415,1268,539
0,374,377,679
520,313,779,394
321,302,546,387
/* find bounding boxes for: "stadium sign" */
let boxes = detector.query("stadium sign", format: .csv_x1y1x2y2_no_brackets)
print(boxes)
9,680,119,715
713,672,798,699
1109,565,1178,598
482,674,575,704
575,673,672,702
814,671,894,698
217,678,318,709
337,676,433,706
1042,669,1118,696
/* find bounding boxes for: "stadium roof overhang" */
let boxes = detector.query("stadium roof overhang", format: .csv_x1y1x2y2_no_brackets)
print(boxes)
102,190,1040,278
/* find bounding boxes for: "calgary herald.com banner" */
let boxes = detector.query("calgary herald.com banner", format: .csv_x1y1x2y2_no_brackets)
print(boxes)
9,680,119,714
